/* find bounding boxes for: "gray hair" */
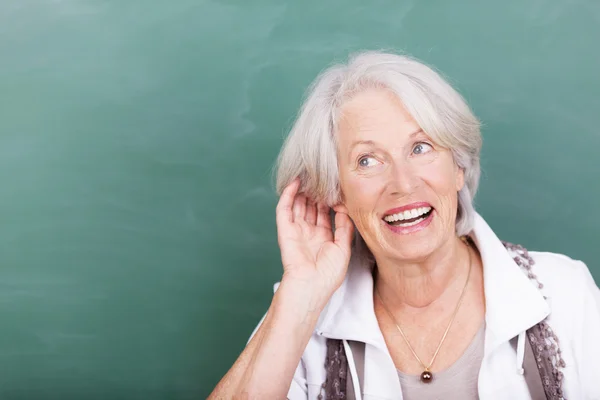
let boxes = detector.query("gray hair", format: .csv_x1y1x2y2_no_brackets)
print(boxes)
274,50,482,253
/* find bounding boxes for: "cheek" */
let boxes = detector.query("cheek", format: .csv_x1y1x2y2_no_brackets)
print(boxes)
432,171,461,198
340,174,380,212
420,160,461,217
339,174,382,227
422,156,462,197
342,177,394,255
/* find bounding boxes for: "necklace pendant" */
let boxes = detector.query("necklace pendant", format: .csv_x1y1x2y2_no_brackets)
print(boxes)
420,370,433,383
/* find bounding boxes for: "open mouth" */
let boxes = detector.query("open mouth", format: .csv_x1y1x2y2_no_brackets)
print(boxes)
383,206,433,227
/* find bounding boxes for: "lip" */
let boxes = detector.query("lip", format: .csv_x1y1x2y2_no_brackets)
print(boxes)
383,208,434,235
382,202,433,218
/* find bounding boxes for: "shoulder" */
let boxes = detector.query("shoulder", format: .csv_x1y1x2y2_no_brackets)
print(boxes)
513,247,600,338
503,242,593,297
526,250,595,299
521,249,600,396
517,246,597,309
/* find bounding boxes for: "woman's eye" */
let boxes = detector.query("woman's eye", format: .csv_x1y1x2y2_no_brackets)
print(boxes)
358,156,379,168
413,142,433,155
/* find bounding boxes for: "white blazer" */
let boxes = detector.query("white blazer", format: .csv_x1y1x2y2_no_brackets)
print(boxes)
252,213,600,399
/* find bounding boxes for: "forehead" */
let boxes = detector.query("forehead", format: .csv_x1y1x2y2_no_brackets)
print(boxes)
335,87,420,144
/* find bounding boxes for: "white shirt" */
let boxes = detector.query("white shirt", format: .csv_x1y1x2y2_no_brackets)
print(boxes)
252,213,600,399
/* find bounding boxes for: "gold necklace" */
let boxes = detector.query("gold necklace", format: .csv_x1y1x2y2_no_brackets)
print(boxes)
375,242,472,383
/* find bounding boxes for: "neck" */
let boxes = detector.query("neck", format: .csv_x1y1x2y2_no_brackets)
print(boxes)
374,236,471,310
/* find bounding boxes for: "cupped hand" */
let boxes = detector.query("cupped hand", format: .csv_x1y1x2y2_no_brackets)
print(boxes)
275,178,354,295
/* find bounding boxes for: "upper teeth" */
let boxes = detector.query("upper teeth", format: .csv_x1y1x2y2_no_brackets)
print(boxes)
384,207,431,222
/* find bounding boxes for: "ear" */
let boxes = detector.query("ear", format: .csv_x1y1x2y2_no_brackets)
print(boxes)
456,167,465,192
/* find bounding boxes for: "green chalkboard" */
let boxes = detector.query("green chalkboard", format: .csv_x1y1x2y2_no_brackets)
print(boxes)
0,0,598,398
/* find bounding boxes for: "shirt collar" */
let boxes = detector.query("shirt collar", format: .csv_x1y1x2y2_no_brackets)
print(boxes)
315,212,550,351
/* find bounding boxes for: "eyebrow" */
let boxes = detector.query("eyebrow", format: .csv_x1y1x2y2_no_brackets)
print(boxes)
348,129,424,155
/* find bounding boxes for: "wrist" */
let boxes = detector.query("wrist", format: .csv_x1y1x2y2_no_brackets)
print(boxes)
271,278,333,325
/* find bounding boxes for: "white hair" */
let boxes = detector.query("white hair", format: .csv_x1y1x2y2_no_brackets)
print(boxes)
274,50,482,254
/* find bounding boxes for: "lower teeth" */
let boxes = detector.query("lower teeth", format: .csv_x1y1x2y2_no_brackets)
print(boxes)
398,216,425,227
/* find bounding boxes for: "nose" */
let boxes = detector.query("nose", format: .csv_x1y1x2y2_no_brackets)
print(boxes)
386,160,419,198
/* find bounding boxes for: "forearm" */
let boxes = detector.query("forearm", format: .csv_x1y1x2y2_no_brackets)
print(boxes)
209,280,330,399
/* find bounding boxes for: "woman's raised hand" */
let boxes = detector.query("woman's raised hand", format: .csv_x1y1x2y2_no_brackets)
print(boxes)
276,178,354,296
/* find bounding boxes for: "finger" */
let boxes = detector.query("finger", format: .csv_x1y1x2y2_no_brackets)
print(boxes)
276,178,301,225
292,194,307,221
332,204,347,213
334,210,354,251
305,200,317,226
316,202,332,230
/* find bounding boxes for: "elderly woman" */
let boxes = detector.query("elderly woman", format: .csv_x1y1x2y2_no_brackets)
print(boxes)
209,51,600,399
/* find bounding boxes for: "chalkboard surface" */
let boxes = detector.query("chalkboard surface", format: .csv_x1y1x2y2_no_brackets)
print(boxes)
0,0,598,398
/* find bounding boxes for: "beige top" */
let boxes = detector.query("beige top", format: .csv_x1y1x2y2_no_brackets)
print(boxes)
396,323,485,400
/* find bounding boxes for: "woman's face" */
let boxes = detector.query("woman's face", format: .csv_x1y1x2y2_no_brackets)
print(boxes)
335,88,464,262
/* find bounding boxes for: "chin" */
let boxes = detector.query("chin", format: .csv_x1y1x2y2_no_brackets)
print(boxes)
391,241,438,262
379,212,442,261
